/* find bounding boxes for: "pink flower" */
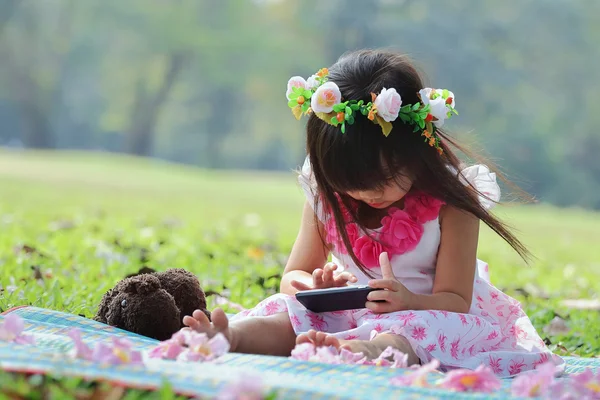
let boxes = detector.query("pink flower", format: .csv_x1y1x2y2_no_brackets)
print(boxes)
352,235,384,268
286,76,307,100
390,359,440,387
404,194,445,224
567,369,600,398
438,333,447,352
439,365,502,393
311,81,341,113
182,332,230,362
263,301,280,316
216,372,268,400
306,312,328,331
511,362,558,398
290,315,302,329
450,339,460,359
488,355,503,374
533,353,550,369
374,88,402,122
486,331,499,341
459,314,468,326
380,209,423,254
425,343,437,353
67,329,93,360
508,358,527,375
148,331,186,360
91,338,143,365
365,346,408,368
0,314,34,345
325,220,359,254
398,311,417,326
411,326,427,341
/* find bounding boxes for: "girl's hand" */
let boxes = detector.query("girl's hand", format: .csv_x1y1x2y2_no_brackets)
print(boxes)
291,263,357,291
366,252,416,313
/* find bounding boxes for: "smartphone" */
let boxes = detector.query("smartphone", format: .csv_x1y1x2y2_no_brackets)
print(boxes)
295,285,377,313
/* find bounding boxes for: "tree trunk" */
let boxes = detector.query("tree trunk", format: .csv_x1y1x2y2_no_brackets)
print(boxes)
125,52,187,156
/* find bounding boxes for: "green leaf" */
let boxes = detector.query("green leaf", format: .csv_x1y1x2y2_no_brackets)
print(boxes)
288,92,299,100
413,124,420,132
350,103,359,111
401,105,411,112
341,123,346,134
301,102,310,112
418,119,425,129
347,114,355,124
333,104,345,113
399,113,410,123
345,106,352,115
412,103,420,111
357,100,364,106
452,108,459,115
287,100,297,108
330,116,338,125
360,107,368,116
442,89,450,99
421,104,430,113
303,89,313,98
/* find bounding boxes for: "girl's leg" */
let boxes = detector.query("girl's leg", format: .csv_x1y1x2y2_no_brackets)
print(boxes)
184,308,297,356
297,330,420,365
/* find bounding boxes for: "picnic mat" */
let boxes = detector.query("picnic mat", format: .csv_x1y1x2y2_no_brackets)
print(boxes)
1,307,598,399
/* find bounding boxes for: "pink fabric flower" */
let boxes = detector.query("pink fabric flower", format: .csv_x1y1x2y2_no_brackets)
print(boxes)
390,359,441,387
290,343,408,368
216,372,268,400
438,365,502,393
374,88,402,122
510,362,558,398
181,332,230,362
0,314,34,345
325,219,359,254
352,234,384,268
404,193,445,224
311,81,341,113
286,76,307,100
365,346,408,368
380,209,423,254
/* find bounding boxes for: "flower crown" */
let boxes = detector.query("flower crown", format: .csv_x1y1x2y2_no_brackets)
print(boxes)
286,68,458,154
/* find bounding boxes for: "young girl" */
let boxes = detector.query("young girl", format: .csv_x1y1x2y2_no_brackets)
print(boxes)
183,49,564,377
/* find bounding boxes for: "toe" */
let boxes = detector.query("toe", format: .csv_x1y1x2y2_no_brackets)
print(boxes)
315,331,328,346
211,308,229,330
192,309,211,326
323,335,341,349
295,333,311,345
183,315,199,329
307,330,318,342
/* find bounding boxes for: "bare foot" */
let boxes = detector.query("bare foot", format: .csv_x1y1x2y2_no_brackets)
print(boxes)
183,308,237,350
296,329,342,348
296,330,419,364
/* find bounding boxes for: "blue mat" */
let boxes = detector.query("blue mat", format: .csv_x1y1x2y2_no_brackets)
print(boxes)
0,307,597,399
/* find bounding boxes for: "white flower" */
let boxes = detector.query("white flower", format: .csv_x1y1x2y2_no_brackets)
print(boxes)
374,88,402,122
311,81,342,113
286,76,307,100
419,88,455,127
306,74,320,90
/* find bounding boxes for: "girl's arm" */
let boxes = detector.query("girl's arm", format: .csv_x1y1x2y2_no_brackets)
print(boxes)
279,202,330,296
366,205,478,314
414,205,479,313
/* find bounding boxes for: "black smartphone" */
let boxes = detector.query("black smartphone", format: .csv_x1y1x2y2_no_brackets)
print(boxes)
295,285,376,313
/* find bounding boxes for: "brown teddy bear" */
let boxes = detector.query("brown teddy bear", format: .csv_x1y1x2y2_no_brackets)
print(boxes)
94,268,210,340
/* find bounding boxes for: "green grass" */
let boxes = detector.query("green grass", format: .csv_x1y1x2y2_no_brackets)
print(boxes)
0,149,599,397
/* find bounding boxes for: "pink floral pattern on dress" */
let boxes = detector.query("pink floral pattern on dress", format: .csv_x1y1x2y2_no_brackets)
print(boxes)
404,192,445,224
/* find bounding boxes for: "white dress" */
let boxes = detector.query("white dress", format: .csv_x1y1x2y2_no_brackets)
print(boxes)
231,158,564,377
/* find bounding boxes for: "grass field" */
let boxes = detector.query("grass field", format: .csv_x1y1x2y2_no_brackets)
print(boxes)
0,149,599,396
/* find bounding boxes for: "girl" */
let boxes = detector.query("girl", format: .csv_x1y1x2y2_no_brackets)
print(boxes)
183,49,564,377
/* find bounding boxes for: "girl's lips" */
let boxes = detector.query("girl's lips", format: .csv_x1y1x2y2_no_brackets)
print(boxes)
369,202,386,208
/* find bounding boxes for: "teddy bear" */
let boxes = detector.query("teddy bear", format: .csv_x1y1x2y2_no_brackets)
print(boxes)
94,268,211,341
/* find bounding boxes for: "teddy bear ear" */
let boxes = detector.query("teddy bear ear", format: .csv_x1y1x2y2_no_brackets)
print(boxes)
122,274,161,295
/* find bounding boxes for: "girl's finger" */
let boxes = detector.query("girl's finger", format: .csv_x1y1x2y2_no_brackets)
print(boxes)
366,289,390,302
313,268,324,286
365,301,394,314
291,280,312,291
333,272,357,285
368,279,398,291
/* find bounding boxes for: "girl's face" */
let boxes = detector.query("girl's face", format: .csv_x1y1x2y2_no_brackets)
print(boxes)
345,174,413,209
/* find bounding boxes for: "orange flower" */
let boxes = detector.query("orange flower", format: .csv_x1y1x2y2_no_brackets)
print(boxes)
429,137,436,147
437,147,444,155
423,130,431,139
316,68,329,78
368,105,377,121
